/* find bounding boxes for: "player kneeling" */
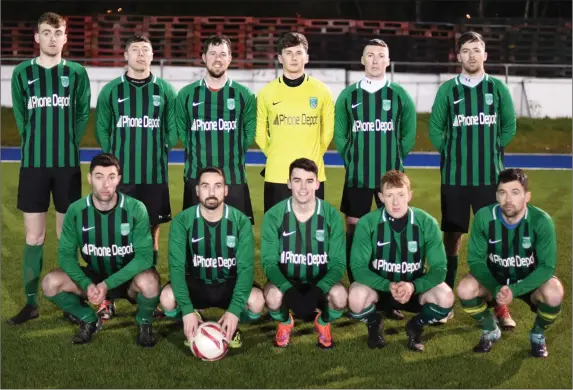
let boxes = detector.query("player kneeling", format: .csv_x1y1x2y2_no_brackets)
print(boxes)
160,167,265,348
348,170,453,351
42,153,160,347
457,168,563,357
261,158,348,349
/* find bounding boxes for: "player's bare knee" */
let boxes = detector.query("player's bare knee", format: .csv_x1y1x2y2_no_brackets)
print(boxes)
25,233,46,246
328,284,348,310
456,274,479,300
247,288,265,313
348,283,371,313
41,271,64,296
540,278,564,306
435,282,455,307
264,284,283,311
133,269,160,297
160,285,176,311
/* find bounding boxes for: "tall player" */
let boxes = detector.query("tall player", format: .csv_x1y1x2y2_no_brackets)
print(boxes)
256,32,335,212
175,34,256,223
9,12,91,325
334,38,416,288
95,35,178,320
457,169,563,357
261,158,347,349
428,31,516,325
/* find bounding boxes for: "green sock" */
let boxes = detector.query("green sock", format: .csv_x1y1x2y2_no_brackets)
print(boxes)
239,309,261,324
269,306,290,323
461,297,497,331
135,293,160,325
445,255,458,289
320,307,344,325
153,250,158,266
23,244,44,306
164,307,182,319
46,292,98,323
414,303,452,327
349,304,381,326
532,302,561,335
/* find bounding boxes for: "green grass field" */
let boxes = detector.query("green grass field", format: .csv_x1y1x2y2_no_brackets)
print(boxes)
1,163,571,389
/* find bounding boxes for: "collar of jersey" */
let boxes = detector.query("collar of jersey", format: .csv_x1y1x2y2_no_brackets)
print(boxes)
200,76,232,89
455,73,489,88
356,77,391,92
120,73,157,86
380,206,414,225
85,193,124,211
286,197,322,217
31,57,66,68
492,204,528,228
195,204,229,222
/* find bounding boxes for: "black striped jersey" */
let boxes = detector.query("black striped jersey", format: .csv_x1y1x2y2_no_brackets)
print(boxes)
428,74,517,186
168,204,254,316
58,193,154,290
350,206,447,294
95,73,178,184
11,58,91,168
334,79,417,189
468,203,557,297
260,197,346,293
175,78,256,185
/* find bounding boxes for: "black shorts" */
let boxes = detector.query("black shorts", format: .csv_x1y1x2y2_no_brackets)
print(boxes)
81,266,137,303
375,291,423,314
17,167,82,213
440,184,497,233
340,185,383,218
264,182,325,213
174,277,260,310
293,283,328,309
183,179,254,224
117,183,171,226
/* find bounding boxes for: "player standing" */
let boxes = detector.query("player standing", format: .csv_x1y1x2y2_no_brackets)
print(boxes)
41,153,160,347
261,158,347,349
9,12,91,324
457,169,563,357
256,32,334,212
95,35,177,319
428,31,517,325
175,34,256,223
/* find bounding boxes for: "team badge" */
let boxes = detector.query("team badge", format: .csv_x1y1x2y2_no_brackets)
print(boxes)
485,93,493,105
316,230,325,242
408,241,418,253
120,223,131,236
226,235,236,248
382,99,391,111
227,98,235,110
152,95,161,107
60,76,69,88
522,237,531,249
309,97,318,109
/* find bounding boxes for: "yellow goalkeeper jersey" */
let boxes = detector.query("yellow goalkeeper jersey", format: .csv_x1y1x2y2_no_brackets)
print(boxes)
255,75,334,184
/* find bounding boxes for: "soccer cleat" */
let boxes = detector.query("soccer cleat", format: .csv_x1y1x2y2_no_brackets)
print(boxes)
473,327,502,353
274,314,294,348
438,310,454,324
314,314,334,350
495,305,516,330
366,318,387,349
405,318,425,352
530,334,548,358
8,304,39,325
96,300,116,321
229,329,243,349
72,318,102,345
63,312,82,325
136,323,158,348
152,307,165,319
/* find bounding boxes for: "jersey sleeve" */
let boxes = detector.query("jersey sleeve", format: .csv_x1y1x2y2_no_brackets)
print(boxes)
509,213,557,297
316,206,346,293
320,86,335,155
227,214,255,317
11,66,27,137
428,83,449,152
467,210,502,294
350,215,391,292
58,206,93,291
496,79,517,148
175,88,190,149
397,86,417,157
168,213,195,316
95,83,113,152
74,65,91,143
333,87,350,161
413,214,446,293
255,87,270,156
242,88,257,149
164,80,179,150
104,202,154,289
260,206,293,293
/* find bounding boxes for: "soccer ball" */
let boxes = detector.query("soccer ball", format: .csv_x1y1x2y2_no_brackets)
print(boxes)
189,322,229,361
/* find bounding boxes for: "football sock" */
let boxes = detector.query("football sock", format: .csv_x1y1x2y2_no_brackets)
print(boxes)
239,309,261,323
319,307,344,325
23,244,43,306
445,255,458,289
414,303,452,326
346,232,354,283
269,306,290,323
461,297,497,331
46,292,98,323
164,307,182,319
349,304,380,326
532,302,561,335
136,293,160,325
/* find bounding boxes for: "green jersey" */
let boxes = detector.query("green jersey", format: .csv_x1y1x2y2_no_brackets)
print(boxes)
175,78,256,185
168,204,254,317
428,74,516,186
58,193,154,291
468,204,557,297
334,79,416,189
350,207,446,294
95,74,178,184
260,198,346,294
11,58,91,168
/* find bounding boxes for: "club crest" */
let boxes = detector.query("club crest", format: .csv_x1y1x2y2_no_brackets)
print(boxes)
226,235,236,248
485,93,493,105
382,99,391,111
227,98,235,110
60,76,69,88
120,223,131,236
522,237,531,249
316,230,325,242
152,95,161,107
408,241,418,253
309,97,318,109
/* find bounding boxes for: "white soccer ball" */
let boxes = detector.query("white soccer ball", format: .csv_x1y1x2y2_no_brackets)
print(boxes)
189,322,229,361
